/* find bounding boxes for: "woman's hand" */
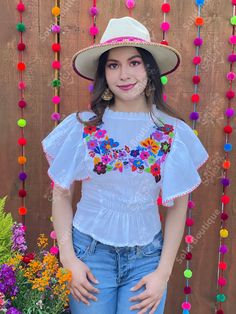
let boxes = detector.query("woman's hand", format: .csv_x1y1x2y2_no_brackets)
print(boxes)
63,256,100,305
128,269,168,314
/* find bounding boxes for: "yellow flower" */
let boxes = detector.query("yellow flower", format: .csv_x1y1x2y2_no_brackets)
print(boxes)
37,234,48,248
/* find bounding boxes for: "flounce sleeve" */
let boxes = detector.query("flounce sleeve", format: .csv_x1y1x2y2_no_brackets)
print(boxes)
161,119,209,207
41,112,89,190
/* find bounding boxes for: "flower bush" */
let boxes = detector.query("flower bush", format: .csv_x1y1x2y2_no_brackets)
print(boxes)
0,196,72,314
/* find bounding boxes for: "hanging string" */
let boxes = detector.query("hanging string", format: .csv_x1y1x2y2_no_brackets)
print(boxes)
16,1,27,228
215,1,235,313
181,1,205,313
49,0,62,256
88,0,100,108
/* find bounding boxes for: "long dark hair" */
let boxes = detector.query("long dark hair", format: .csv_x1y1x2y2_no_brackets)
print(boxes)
76,46,185,127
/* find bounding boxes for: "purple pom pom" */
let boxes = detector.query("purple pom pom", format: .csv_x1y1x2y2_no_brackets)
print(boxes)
89,6,99,16
225,108,235,117
194,37,203,46
19,172,27,181
221,178,230,186
219,244,228,254
189,111,199,120
228,54,236,62
51,112,61,121
51,25,61,33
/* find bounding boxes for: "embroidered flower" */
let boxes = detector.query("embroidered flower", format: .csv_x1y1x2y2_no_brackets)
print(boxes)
83,121,175,181
140,151,150,160
100,138,119,154
84,125,97,135
101,155,111,164
95,129,107,139
160,141,171,153
130,149,140,157
133,159,144,168
87,139,98,151
152,131,164,141
159,124,174,135
148,155,156,164
140,138,160,154
94,162,107,175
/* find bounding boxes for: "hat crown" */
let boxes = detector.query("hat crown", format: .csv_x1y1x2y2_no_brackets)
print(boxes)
100,16,151,43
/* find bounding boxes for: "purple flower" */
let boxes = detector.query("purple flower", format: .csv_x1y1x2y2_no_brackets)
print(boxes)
11,223,27,253
6,307,22,314
0,264,19,298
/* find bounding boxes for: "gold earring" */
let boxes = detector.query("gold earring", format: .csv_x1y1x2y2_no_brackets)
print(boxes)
101,87,114,101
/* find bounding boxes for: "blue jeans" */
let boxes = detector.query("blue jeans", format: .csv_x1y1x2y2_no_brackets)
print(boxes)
69,226,167,314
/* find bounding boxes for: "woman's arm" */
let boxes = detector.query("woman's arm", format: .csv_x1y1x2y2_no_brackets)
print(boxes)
52,182,77,266
156,194,189,280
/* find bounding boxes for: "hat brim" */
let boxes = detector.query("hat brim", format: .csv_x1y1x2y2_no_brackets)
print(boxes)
72,41,181,81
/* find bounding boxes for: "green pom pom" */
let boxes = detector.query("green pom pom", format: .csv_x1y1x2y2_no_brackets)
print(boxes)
184,269,192,278
230,16,236,25
216,294,226,302
52,79,61,87
161,76,168,85
16,23,26,32
17,119,27,127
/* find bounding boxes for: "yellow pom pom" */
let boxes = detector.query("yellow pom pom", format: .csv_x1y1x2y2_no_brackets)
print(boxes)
220,228,228,238
193,129,198,136
52,6,60,16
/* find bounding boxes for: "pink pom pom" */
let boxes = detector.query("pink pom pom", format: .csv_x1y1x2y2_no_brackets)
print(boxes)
50,246,59,255
90,25,99,36
226,71,236,80
17,3,25,12
182,301,191,310
161,22,170,31
51,25,61,33
194,37,203,46
18,81,26,90
51,112,60,121
52,95,60,104
229,35,236,44
218,277,227,287
188,200,195,208
185,235,194,244
163,93,167,102
89,6,99,16
225,108,235,117
192,56,201,65
52,60,61,69
125,0,136,9
50,230,57,240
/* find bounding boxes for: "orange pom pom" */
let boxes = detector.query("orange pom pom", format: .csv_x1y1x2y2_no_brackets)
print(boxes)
195,17,204,26
18,156,27,164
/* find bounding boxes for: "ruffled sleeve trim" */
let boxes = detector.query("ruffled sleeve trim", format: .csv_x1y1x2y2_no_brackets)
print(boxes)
41,112,91,190
160,119,209,207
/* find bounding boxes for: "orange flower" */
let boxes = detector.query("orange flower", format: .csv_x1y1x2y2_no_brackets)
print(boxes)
140,138,160,154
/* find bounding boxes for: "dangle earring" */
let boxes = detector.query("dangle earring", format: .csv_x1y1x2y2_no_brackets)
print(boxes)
144,78,155,98
101,87,114,101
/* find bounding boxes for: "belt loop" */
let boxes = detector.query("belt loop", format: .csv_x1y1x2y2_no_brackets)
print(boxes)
89,239,97,254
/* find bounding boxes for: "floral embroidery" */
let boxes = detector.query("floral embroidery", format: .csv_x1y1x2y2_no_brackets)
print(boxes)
83,122,175,182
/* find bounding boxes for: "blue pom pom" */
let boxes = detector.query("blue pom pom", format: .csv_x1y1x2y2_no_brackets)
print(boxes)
224,143,232,152
183,310,189,314
196,0,205,5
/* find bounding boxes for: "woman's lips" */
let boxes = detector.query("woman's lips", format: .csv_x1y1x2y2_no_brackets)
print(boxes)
117,83,136,91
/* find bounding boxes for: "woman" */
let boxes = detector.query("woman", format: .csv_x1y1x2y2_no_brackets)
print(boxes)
42,16,209,314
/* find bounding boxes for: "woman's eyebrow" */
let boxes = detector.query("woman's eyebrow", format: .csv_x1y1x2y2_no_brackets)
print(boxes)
107,55,142,62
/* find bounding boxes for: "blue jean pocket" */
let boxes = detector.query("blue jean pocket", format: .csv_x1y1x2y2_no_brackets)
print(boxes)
140,230,164,257
72,227,92,261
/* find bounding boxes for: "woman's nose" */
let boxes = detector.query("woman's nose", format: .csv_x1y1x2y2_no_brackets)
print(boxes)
119,66,131,79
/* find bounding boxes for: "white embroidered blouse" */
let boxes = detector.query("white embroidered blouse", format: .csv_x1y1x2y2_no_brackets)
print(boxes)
41,104,209,247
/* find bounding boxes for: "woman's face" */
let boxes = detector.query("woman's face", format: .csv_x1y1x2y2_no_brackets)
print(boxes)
105,46,148,102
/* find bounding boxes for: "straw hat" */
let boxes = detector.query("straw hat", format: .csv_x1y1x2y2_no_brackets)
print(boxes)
72,16,181,81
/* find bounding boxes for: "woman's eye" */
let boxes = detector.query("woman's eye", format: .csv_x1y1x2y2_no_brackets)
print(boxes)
107,61,141,69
